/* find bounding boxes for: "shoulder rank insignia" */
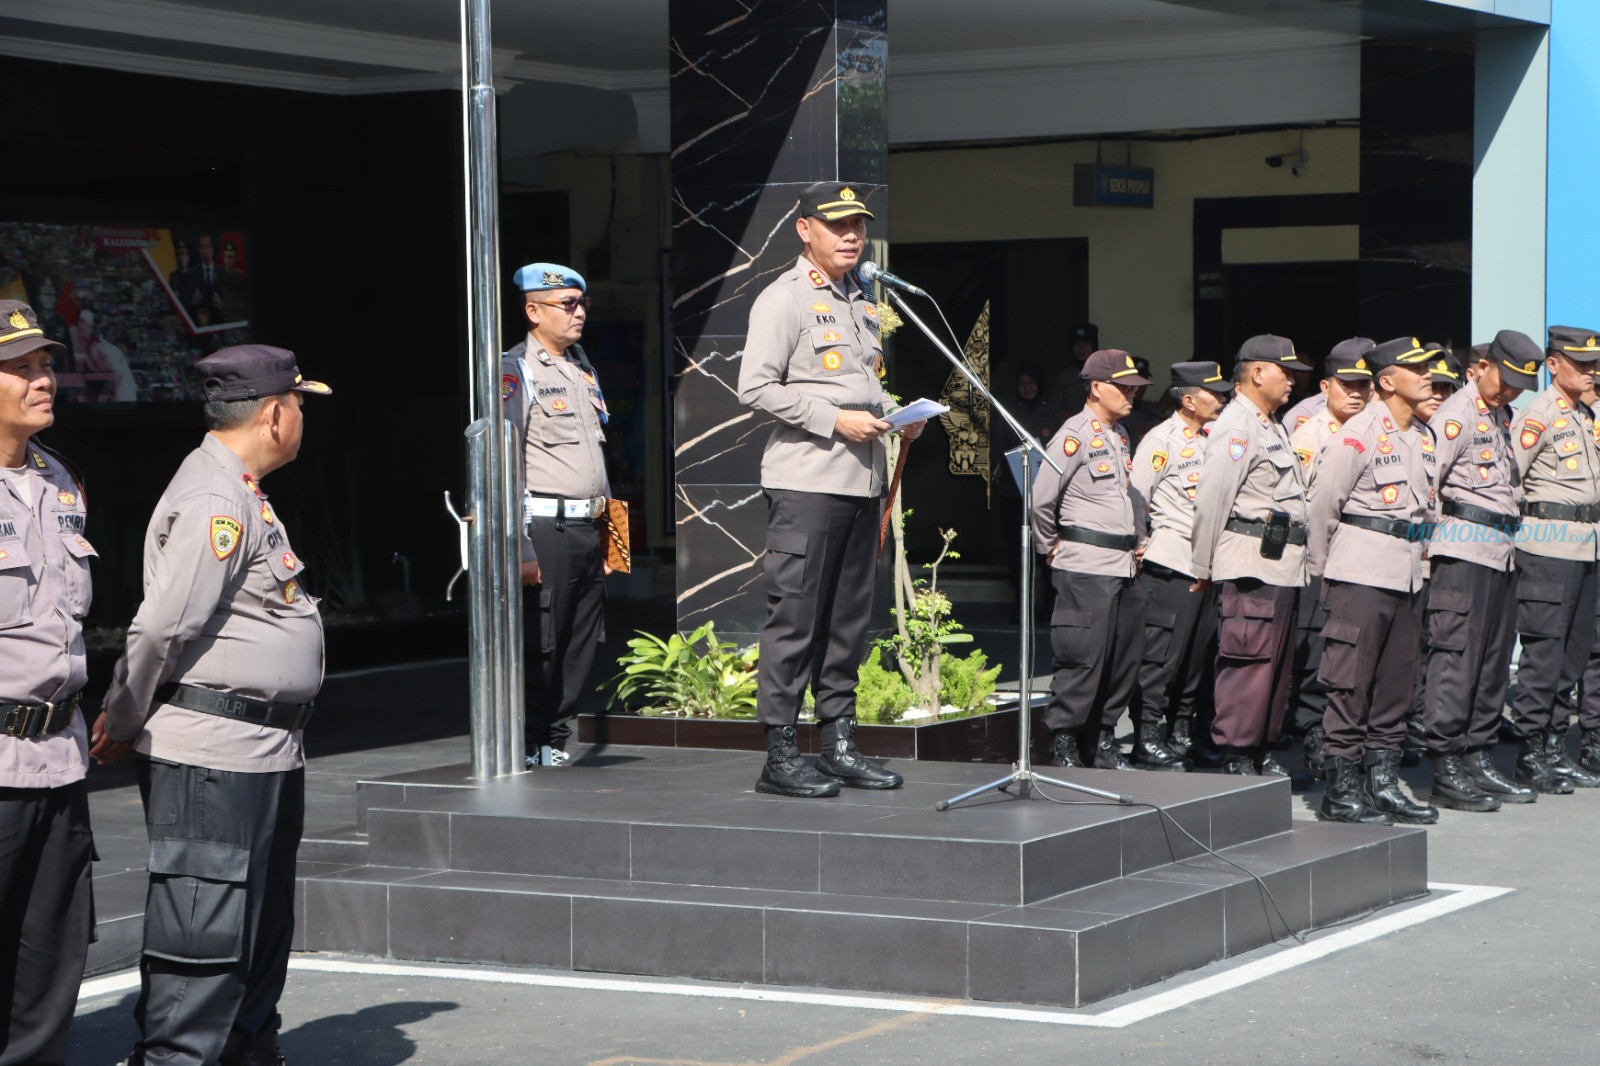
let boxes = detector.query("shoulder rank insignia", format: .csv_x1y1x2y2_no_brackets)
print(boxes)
210,515,243,561
1474,396,1488,414
1182,426,1196,440
1150,451,1168,473
31,450,46,469
1228,437,1248,461
501,373,519,401
1521,419,1546,449
1444,420,1462,440
1382,416,1395,432
1556,396,1571,411
808,268,827,288
1063,437,1080,457
1090,419,1104,433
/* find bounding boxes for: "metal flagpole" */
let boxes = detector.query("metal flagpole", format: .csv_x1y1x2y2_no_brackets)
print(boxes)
460,0,525,778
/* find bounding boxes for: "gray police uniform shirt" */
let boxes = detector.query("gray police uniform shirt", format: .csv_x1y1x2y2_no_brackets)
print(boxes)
501,338,612,565
1288,408,1345,490
737,255,888,497
1031,408,1137,578
1191,392,1309,586
1432,380,1519,572
103,435,323,773
1129,412,1206,577
1307,403,1432,593
1284,393,1327,434
0,446,93,788
1511,386,1600,562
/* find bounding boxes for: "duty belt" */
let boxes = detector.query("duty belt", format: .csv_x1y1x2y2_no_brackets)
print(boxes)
1224,517,1308,545
838,402,885,418
156,682,316,731
1,692,82,739
1057,526,1138,551
1442,499,1520,534
1140,560,1191,582
1340,513,1433,541
1520,501,1600,523
526,494,605,520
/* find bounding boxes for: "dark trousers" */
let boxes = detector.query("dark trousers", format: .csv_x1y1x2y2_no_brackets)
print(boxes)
1045,571,1145,738
756,489,880,726
1286,580,1328,733
1554,572,1600,734
1511,551,1598,737
523,517,606,751
1319,580,1424,760
0,781,93,1066
1408,578,1430,727
1212,580,1298,750
1425,559,1517,754
133,759,304,1066
1135,567,1215,727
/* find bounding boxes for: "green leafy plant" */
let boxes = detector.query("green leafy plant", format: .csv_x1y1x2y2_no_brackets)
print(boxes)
605,622,758,718
877,526,974,710
939,649,1003,715
854,647,916,724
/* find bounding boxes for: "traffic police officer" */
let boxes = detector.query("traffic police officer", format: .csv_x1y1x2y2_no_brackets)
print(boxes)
95,345,331,1066
501,262,612,768
0,300,96,1066
1128,360,1232,770
1506,325,1600,792
1285,338,1373,777
737,182,924,798
1033,349,1151,769
1190,335,1312,775
1307,337,1438,824
1423,331,1539,809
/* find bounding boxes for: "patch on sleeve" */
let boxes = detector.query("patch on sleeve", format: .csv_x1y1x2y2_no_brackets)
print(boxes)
1294,447,1312,467
1150,450,1168,473
501,373,519,401
1341,437,1365,454
1063,436,1080,456
1443,419,1461,440
210,515,243,561
1227,437,1248,461
1520,419,1545,449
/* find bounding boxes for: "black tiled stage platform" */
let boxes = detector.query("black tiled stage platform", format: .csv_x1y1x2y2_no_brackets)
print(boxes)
298,748,1427,1007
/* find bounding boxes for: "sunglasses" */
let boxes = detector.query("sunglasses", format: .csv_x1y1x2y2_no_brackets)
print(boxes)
530,295,591,314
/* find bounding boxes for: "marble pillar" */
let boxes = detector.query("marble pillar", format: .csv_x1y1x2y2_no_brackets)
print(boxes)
670,0,888,641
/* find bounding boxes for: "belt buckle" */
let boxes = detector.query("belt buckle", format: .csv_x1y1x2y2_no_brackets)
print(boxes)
4,701,47,737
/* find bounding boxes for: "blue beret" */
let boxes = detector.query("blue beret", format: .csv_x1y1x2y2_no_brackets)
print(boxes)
513,262,585,293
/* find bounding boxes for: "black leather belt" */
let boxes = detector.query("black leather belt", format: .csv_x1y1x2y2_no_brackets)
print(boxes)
1224,517,1308,545
1443,499,1520,533
1058,526,1138,551
156,682,316,731
1,692,82,738
1340,513,1433,541
1141,560,1190,581
838,402,885,418
1521,501,1600,523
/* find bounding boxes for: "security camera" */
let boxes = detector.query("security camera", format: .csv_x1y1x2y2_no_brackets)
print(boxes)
1266,154,1286,168
1266,149,1309,175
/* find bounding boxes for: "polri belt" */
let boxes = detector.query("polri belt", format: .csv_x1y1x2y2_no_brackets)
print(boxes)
526,494,606,520
1,692,82,739
838,402,885,418
1340,513,1433,540
1224,517,1308,545
156,682,316,731
1520,501,1600,523
1140,560,1191,581
1442,499,1519,533
1057,526,1138,551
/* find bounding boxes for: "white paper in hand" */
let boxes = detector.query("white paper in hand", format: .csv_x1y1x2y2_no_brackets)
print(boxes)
884,398,949,427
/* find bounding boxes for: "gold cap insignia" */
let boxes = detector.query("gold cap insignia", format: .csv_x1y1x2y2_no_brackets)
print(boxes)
839,187,856,201
542,270,564,286
1412,337,1421,347
1524,360,1537,372
1125,356,1136,368
7,310,26,329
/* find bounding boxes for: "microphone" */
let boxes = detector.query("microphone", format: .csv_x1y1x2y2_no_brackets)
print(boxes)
858,261,927,298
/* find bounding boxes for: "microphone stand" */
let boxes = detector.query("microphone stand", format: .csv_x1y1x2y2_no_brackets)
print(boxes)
880,288,1130,811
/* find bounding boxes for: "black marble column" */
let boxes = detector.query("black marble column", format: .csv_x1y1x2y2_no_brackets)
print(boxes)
1358,38,1474,345
670,0,888,641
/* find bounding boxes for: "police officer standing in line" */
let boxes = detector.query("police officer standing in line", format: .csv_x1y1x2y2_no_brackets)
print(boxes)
1190,335,1312,775
501,263,612,769
1033,350,1150,769
1554,370,1600,774
1423,331,1540,809
1128,361,1233,771
1506,326,1600,792
93,346,331,1066
1285,338,1373,778
0,301,96,1066
737,182,925,798
1307,338,1438,824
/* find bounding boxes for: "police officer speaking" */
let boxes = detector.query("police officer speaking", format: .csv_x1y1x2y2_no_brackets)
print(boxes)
94,345,331,1066
501,262,613,769
737,181,925,798
0,300,97,1066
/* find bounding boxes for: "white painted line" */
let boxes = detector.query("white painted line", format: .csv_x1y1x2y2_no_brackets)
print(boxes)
77,881,1512,1027
324,657,465,681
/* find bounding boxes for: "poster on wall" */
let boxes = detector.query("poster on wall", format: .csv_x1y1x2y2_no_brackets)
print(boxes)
0,221,252,403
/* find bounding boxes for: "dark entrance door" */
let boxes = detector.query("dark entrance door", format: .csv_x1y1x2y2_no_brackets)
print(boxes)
1221,259,1360,377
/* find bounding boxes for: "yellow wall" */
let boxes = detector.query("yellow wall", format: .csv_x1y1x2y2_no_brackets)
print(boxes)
886,127,1359,366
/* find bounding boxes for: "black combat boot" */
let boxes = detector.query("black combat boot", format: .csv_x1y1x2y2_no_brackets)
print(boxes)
1133,720,1190,772
1220,747,1255,775
1546,729,1600,788
1317,755,1393,825
1255,749,1290,778
1362,748,1439,824
1168,718,1223,767
816,716,904,789
1302,724,1327,778
1512,730,1575,795
1461,747,1536,804
1430,754,1501,813
1048,730,1084,768
1093,732,1134,770
756,725,841,798
1582,730,1600,776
